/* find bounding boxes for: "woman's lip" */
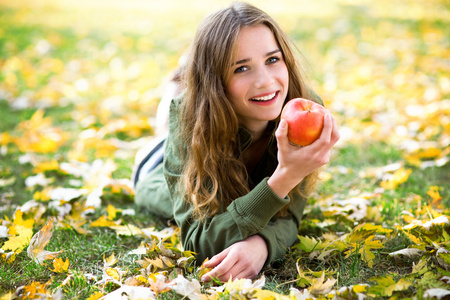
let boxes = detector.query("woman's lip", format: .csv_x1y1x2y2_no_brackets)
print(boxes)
250,91,278,100
250,91,279,106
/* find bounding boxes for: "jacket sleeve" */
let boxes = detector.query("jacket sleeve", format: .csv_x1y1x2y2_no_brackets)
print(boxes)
135,163,173,220
162,98,307,265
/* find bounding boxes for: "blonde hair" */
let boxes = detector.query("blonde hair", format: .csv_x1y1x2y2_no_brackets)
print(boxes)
179,2,319,221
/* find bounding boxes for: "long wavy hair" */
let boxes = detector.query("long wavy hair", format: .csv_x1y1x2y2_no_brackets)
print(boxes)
179,2,319,221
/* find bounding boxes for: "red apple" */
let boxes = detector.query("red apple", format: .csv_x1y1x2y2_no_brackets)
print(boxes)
280,98,327,146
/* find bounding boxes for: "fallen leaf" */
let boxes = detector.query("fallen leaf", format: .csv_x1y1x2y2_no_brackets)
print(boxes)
0,292,13,300
90,216,118,227
412,259,428,275
16,281,52,299
106,204,119,221
100,285,156,300
109,224,142,236
389,248,424,258
368,275,412,297
27,219,63,264
0,226,8,238
169,275,203,300
296,235,322,253
11,209,35,230
358,236,385,268
0,250,16,264
196,258,212,279
253,289,291,299
427,186,443,204
103,252,118,267
380,167,412,189
50,257,70,273
423,288,450,299
308,272,337,297
289,288,314,300
87,292,104,300
105,268,120,281
1,225,33,253
148,274,171,296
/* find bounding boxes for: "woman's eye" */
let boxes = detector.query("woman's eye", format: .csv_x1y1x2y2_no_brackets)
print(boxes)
234,66,248,73
267,56,280,64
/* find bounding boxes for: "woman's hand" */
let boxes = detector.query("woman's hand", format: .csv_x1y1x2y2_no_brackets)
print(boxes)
201,235,268,282
268,112,340,198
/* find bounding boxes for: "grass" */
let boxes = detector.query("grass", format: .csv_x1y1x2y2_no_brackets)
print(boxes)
1,0,449,299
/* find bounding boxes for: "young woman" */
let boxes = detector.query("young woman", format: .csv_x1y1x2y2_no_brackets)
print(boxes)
134,2,339,282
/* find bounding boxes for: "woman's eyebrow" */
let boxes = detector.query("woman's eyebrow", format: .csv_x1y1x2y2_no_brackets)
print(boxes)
233,49,281,66
266,49,281,56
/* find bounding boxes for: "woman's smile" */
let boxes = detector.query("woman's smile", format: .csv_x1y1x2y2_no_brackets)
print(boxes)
250,91,280,106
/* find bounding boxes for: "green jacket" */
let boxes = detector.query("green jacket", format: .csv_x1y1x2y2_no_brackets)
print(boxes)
135,96,308,266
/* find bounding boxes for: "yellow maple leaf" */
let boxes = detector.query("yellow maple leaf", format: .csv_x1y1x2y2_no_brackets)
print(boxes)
358,236,384,268
368,275,412,297
106,204,121,221
1,225,33,253
86,292,104,300
90,215,118,227
14,109,68,154
27,219,63,264
335,284,368,299
427,186,443,207
20,281,52,299
109,224,143,236
50,257,70,273
347,223,392,243
62,218,88,235
10,209,35,233
380,167,412,190
33,159,59,173
103,252,118,267
105,267,121,281
33,189,52,201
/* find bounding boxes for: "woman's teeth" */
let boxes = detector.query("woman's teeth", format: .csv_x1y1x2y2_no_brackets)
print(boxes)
251,92,277,101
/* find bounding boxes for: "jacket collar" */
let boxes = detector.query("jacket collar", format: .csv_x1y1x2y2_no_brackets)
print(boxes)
237,121,278,157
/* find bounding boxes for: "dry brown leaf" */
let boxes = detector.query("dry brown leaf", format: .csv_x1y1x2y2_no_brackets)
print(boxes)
308,272,337,297
27,219,63,264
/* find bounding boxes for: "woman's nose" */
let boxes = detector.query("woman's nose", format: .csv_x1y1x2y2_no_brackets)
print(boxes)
254,66,274,89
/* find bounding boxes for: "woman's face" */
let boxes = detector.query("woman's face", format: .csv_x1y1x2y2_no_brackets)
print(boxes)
225,24,289,134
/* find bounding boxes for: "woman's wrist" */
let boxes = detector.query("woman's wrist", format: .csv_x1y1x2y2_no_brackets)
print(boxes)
267,166,304,198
